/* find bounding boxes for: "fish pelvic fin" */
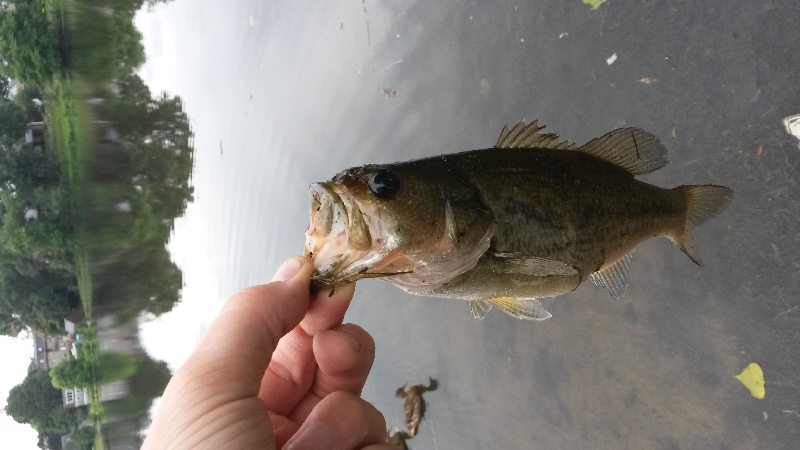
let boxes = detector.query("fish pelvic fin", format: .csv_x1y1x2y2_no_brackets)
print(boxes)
670,185,733,267
484,297,552,320
470,299,493,319
578,128,668,175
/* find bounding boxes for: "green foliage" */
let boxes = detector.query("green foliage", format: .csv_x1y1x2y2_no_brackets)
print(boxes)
38,433,65,450
0,1,59,86
0,76,11,98
0,257,79,334
0,312,27,336
110,354,171,417
94,352,138,384
66,426,95,449
5,368,80,434
69,4,145,84
0,138,65,191
13,85,45,122
50,357,93,389
0,100,27,140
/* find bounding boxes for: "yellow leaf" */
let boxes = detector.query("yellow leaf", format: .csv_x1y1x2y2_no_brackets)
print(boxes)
734,363,765,399
582,0,607,9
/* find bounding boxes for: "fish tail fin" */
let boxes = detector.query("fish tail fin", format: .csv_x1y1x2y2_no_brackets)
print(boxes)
669,185,733,267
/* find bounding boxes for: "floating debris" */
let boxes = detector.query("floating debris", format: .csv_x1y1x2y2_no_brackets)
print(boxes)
583,0,607,9
638,77,658,85
480,78,492,97
757,144,764,156
395,377,439,437
383,87,399,98
559,32,569,39
606,53,618,65
783,114,800,141
735,362,765,399
385,59,404,71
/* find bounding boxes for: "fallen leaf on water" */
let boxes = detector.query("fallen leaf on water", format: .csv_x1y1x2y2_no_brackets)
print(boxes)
583,0,607,9
735,362,765,399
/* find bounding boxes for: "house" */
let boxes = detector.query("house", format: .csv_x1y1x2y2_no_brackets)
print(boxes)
24,121,46,152
32,332,72,371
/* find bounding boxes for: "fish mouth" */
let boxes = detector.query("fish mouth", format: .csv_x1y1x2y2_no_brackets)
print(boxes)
305,182,386,284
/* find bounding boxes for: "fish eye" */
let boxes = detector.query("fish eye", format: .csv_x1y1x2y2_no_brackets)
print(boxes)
367,169,400,199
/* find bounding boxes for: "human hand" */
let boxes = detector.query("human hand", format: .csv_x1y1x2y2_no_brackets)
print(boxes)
143,256,393,449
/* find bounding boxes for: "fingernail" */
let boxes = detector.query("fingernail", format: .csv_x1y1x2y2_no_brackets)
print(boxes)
284,422,334,450
271,257,305,282
335,327,361,351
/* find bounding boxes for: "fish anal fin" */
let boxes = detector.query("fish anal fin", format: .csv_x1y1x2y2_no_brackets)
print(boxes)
669,185,733,267
496,120,577,150
470,299,493,319
579,128,668,175
488,297,552,320
590,249,635,298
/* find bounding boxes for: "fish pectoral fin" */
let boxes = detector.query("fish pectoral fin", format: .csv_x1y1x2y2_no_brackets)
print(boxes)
578,127,668,176
590,249,634,299
495,120,577,150
470,299,493,319
488,297,552,320
493,252,580,278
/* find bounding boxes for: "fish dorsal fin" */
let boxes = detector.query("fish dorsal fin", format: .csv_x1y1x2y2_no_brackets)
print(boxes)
496,120,577,150
488,297,552,320
590,249,635,298
578,128,668,176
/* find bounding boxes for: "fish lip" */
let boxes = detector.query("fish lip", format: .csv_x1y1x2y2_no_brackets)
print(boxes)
309,182,348,230
306,182,375,282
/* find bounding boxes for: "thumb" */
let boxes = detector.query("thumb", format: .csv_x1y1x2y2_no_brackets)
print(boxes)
185,256,314,395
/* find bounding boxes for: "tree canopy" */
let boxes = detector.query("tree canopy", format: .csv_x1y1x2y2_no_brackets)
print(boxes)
5,368,83,434
0,1,58,86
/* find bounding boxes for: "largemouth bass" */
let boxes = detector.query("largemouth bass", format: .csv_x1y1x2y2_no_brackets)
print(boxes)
304,121,732,320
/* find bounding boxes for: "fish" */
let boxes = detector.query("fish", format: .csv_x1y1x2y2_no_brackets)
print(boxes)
304,121,733,320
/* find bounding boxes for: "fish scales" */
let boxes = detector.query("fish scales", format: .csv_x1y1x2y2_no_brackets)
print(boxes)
304,121,732,320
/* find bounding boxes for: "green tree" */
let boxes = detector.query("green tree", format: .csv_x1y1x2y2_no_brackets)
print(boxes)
108,75,194,220
65,427,94,449
71,3,145,83
49,358,92,389
95,352,138,384
104,354,171,419
0,76,11,98
0,100,27,140
0,138,65,192
0,1,58,86
0,312,27,336
5,368,80,434
0,260,78,333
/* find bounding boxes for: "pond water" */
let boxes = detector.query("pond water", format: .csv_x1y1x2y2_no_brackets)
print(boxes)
137,0,799,448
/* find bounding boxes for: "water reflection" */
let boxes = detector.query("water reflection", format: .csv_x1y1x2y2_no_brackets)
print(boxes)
2,0,187,447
